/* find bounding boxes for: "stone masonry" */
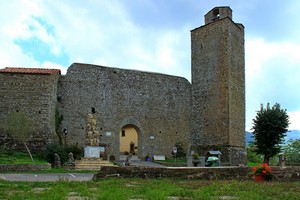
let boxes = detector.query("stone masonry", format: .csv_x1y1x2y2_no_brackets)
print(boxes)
0,6,246,165
190,7,246,165
0,69,60,151
57,63,191,159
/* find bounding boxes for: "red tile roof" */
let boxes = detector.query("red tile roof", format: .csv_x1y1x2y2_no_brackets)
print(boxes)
0,67,61,75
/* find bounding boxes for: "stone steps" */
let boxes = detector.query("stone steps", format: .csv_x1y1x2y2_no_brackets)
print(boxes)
75,158,115,170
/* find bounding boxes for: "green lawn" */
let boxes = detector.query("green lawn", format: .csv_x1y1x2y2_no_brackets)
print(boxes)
0,178,299,199
0,151,48,164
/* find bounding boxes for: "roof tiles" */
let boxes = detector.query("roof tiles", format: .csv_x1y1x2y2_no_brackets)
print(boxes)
0,67,61,75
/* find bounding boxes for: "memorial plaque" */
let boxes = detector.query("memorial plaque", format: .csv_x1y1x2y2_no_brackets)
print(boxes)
84,146,102,158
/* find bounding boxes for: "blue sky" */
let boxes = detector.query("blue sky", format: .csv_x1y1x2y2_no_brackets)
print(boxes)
0,0,299,132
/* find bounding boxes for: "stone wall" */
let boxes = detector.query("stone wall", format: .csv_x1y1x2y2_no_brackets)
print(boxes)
57,63,191,159
0,73,60,151
93,166,300,181
190,8,245,165
0,164,51,172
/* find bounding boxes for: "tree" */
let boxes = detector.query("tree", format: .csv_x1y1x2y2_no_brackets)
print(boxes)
6,111,34,163
252,103,289,164
284,139,300,165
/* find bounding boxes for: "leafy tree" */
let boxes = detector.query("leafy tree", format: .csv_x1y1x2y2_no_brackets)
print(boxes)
252,103,289,164
6,111,34,163
284,139,300,165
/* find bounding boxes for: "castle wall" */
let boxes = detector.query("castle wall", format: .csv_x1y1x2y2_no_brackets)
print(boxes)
57,63,191,159
0,7,246,165
0,72,59,151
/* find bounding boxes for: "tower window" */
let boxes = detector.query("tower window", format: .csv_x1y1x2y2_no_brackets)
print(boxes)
212,9,220,21
122,130,125,137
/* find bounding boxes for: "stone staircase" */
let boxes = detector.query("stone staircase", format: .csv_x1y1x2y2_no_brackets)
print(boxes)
75,157,115,170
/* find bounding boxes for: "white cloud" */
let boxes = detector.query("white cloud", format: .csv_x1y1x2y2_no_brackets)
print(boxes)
42,61,67,75
30,1,191,77
245,37,300,130
288,111,300,130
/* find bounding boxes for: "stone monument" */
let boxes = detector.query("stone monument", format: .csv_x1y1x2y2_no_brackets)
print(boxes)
84,110,103,158
75,108,114,170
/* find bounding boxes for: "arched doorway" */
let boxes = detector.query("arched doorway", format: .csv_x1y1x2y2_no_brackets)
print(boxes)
119,124,139,156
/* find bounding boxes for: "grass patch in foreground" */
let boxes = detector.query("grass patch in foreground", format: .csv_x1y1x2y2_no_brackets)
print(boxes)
0,179,299,199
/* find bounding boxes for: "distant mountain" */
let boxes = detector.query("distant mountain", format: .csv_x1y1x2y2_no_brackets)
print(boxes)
245,131,254,146
245,130,300,146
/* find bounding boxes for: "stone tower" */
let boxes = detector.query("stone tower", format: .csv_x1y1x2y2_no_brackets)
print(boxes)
190,6,246,165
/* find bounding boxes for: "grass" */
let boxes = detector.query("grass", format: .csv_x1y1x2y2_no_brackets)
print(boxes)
0,178,299,199
0,151,48,164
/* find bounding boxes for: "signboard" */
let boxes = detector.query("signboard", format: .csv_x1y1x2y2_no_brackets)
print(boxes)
153,155,166,161
173,147,177,154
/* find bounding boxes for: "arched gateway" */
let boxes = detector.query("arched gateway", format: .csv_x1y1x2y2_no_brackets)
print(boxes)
118,118,143,159
119,124,139,156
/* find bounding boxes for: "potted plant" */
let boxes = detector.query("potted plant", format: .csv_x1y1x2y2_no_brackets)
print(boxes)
192,153,200,167
252,163,272,181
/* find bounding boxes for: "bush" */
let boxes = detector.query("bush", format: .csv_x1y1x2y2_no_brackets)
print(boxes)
65,144,83,160
109,155,116,161
172,142,186,158
45,143,68,164
44,143,83,164
284,139,300,165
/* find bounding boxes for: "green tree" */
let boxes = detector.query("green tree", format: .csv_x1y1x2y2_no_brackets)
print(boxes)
6,111,35,163
252,103,289,164
284,139,300,165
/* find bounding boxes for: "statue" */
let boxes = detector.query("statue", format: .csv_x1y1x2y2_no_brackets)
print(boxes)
68,152,75,163
54,153,61,168
85,110,100,146
125,154,133,166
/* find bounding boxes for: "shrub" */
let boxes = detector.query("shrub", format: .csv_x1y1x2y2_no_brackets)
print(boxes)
44,143,68,164
109,155,116,161
65,144,83,160
171,142,186,158
44,143,84,164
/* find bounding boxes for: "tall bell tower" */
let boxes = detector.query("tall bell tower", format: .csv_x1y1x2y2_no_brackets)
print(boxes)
190,7,246,165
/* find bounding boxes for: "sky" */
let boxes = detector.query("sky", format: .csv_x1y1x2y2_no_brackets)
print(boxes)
0,0,299,132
